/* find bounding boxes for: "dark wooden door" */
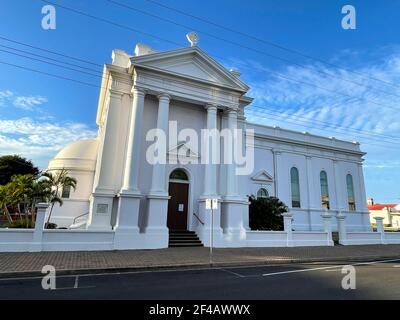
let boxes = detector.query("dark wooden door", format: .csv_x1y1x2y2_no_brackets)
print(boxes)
167,182,189,230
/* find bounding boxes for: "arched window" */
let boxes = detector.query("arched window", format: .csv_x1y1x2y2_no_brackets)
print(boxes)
346,174,356,211
320,171,330,209
290,167,301,208
61,185,71,198
257,188,268,199
169,169,188,181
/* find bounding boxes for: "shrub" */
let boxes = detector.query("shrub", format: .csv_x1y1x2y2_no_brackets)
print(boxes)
3,219,34,228
249,195,288,231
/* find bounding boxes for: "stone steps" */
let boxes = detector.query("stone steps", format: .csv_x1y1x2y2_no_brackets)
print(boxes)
169,230,203,247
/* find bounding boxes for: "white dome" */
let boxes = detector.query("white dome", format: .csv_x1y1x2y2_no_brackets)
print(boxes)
54,139,98,160
48,139,99,171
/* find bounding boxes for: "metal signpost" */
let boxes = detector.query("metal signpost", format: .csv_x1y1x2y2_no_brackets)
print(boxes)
206,198,218,265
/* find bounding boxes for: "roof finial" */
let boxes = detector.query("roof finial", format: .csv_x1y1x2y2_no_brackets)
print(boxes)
186,32,199,47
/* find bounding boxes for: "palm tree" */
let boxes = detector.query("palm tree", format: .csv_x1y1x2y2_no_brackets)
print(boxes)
0,185,13,224
42,168,77,226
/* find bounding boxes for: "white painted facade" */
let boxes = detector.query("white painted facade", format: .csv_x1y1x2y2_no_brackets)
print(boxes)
47,43,371,249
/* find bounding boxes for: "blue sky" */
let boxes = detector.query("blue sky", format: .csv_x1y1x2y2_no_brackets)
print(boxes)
0,0,399,203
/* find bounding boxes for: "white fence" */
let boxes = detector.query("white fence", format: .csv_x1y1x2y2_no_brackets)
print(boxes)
0,204,115,252
245,212,333,247
338,214,400,245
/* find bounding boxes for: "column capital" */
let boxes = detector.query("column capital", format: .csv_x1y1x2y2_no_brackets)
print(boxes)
224,108,238,117
109,89,124,99
272,148,282,155
131,86,147,96
157,92,171,101
205,103,218,111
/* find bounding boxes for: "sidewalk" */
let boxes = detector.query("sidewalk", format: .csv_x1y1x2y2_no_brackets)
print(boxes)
1,245,400,278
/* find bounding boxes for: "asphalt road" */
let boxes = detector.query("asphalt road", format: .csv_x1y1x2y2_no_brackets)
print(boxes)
1,258,400,300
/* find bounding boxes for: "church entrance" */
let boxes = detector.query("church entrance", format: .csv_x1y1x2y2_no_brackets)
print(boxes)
167,169,189,230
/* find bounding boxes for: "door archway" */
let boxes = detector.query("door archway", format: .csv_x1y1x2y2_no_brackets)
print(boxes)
167,169,190,230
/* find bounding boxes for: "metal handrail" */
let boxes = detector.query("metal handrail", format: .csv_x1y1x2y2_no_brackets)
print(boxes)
193,212,204,225
73,212,89,225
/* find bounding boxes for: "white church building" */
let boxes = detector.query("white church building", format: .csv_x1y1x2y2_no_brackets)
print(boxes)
47,38,371,249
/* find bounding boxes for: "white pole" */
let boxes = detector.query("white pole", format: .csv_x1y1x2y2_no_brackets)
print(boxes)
210,207,213,265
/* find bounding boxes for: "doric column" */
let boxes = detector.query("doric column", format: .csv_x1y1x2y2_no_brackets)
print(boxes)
120,87,146,194
203,104,218,197
225,108,239,199
149,93,170,195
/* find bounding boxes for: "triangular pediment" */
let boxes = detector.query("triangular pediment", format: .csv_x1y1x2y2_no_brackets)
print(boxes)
168,141,200,162
131,47,249,92
251,170,274,183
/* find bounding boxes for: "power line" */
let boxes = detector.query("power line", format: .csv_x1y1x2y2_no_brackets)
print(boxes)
246,108,400,149
0,35,102,67
0,43,103,74
1,33,399,144
0,59,102,89
249,105,400,141
108,0,400,100
0,48,101,78
40,0,182,48
40,0,400,112
247,106,400,145
145,0,400,90
1,57,398,151
1,40,398,145
0,44,134,87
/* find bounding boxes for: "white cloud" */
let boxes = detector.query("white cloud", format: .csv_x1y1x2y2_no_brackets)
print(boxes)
0,90,47,110
13,96,48,110
228,49,400,201
0,118,97,169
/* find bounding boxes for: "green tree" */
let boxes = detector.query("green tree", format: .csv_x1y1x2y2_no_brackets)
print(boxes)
42,168,77,225
249,196,288,231
0,155,39,185
0,174,53,227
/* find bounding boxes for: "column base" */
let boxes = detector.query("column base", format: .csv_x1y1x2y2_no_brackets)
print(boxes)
87,193,114,231
113,192,142,247
220,200,248,247
114,226,142,250
144,194,170,248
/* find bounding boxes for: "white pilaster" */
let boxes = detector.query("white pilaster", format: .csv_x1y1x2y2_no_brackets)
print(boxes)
114,87,146,249
88,90,123,230
198,104,223,246
225,108,239,199
273,149,281,198
146,93,171,247
332,159,341,210
203,104,219,197
149,93,171,196
358,162,371,231
120,87,146,194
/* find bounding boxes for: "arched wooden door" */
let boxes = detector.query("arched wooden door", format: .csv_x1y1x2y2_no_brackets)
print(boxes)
167,169,189,230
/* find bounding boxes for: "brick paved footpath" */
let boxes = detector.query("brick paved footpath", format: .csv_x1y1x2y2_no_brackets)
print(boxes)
1,245,400,277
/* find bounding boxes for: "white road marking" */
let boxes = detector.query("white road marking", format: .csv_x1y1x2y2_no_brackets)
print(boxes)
220,268,245,278
74,275,79,288
262,258,400,277
0,258,399,282
393,265,400,268
55,285,95,291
